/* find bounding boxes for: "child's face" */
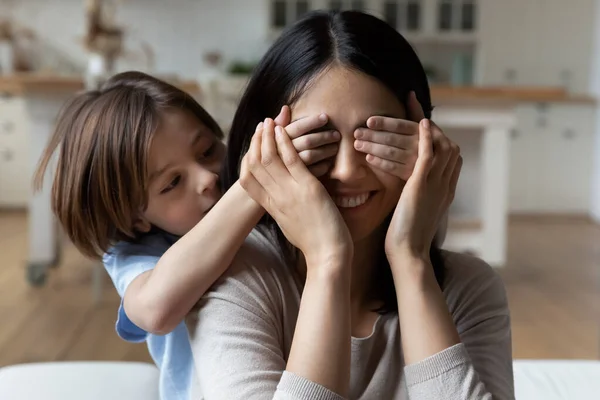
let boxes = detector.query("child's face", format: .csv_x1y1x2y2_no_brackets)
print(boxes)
136,109,225,236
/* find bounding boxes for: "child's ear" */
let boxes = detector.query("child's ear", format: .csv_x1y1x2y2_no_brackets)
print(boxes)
133,216,152,233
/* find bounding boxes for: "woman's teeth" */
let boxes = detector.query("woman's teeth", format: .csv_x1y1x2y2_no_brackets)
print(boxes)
333,193,370,208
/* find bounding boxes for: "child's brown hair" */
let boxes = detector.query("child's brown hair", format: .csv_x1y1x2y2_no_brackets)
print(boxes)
34,71,223,259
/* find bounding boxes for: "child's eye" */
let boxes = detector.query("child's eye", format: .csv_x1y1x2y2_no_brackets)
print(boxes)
200,143,216,159
160,175,181,194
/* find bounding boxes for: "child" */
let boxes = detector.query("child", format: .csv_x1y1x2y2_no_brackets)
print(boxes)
34,71,424,400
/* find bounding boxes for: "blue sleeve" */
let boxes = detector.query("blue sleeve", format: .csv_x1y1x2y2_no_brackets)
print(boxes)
116,300,148,342
102,238,171,342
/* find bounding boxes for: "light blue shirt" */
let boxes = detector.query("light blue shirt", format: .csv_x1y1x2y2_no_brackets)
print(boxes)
103,232,197,400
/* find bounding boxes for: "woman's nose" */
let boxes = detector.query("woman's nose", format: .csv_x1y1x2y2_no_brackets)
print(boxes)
328,136,368,182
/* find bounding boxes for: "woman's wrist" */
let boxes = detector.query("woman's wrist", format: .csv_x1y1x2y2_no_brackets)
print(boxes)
388,252,436,286
304,247,353,283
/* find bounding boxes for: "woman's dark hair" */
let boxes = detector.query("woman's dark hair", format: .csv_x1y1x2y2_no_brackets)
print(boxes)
222,10,445,313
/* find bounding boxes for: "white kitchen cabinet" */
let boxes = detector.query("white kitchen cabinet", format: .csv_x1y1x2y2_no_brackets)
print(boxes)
508,103,596,214
534,0,595,93
0,96,30,209
477,0,539,86
478,0,595,93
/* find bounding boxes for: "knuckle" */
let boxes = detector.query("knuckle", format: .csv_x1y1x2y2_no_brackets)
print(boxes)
385,147,397,159
261,154,273,167
282,152,299,166
384,134,396,146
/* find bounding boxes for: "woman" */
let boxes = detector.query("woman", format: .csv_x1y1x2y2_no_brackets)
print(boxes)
188,10,514,400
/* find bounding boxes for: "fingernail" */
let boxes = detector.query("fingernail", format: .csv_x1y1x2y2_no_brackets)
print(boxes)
257,122,264,130
421,119,430,129
354,129,363,139
354,140,363,149
319,113,328,122
332,131,340,139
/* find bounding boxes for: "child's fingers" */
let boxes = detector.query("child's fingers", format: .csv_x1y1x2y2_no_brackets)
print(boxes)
274,125,312,183
291,130,340,152
261,119,292,184
407,91,426,122
354,140,412,164
365,154,414,181
273,105,291,127
285,113,329,139
308,160,333,178
298,143,338,165
413,119,434,181
354,128,416,149
366,116,419,134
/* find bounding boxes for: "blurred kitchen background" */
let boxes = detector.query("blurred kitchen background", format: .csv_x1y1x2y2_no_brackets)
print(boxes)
0,0,599,397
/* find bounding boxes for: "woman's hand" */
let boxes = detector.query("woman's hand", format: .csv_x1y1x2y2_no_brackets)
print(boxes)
354,92,425,181
240,118,353,270
274,105,340,178
384,118,462,264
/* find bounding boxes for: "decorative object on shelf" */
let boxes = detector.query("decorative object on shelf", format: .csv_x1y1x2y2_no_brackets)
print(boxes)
83,0,124,89
227,60,257,76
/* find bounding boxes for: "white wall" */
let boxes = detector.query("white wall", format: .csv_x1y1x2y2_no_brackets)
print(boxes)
590,0,600,222
3,0,270,79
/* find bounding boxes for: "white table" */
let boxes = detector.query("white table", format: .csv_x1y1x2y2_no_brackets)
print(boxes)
433,103,516,267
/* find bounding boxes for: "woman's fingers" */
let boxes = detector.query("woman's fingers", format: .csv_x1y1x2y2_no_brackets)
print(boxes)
261,119,292,184
446,155,463,207
239,153,268,206
430,121,454,180
412,119,434,181
273,105,291,127
274,125,312,183
291,130,340,153
285,113,329,139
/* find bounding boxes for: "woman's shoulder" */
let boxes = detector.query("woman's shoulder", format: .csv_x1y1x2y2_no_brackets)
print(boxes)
440,250,510,325
200,227,301,312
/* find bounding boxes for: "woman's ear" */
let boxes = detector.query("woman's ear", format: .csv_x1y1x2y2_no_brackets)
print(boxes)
133,216,152,233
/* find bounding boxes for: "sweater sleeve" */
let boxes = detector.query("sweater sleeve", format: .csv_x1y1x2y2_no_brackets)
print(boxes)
186,239,345,400
403,253,515,400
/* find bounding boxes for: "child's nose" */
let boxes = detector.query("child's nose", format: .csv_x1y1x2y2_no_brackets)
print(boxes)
194,169,219,195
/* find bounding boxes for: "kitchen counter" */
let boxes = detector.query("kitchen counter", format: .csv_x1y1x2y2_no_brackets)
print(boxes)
0,74,201,96
431,85,596,105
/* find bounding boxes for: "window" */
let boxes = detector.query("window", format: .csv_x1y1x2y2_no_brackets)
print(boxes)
273,0,287,28
461,1,475,31
437,0,477,32
383,1,422,32
384,2,399,29
438,0,453,31
296,0,309,20
271,0,313,28
351,0,365,11
329,1,343,11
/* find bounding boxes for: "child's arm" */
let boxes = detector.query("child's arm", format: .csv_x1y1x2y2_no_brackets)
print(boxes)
122,110,339,335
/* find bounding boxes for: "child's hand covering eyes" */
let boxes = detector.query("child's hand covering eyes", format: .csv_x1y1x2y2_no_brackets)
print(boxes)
353,91,427,181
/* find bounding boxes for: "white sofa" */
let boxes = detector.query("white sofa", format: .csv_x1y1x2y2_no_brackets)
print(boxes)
0,362,159,400
1,359,599,399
